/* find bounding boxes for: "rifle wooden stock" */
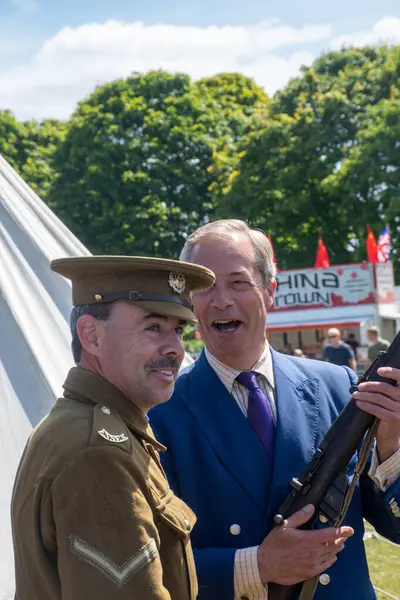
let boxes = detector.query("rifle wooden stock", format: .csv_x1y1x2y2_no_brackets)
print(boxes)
268,330,400,600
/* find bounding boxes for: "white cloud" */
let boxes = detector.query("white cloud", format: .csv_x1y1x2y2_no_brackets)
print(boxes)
0,20,330,120
1,16,399,121
331,16,400,48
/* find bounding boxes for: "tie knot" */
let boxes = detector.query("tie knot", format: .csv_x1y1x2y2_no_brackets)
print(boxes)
236,371,259,392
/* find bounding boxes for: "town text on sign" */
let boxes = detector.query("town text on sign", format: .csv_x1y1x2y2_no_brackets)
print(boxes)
270,263,377,312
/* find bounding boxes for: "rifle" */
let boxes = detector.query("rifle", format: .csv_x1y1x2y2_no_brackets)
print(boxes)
269,329,400,600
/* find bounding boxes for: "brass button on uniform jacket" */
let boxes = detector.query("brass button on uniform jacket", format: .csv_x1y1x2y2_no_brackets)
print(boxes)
11,367,198,600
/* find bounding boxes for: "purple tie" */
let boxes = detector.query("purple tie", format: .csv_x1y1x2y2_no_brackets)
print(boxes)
236,371,275,457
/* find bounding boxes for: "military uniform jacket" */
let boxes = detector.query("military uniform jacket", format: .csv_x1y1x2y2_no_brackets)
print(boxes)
11,367,198,600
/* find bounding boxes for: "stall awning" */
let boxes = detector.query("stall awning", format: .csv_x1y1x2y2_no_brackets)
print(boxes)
266,305,376,332
378,304,400,320
267,318,362,332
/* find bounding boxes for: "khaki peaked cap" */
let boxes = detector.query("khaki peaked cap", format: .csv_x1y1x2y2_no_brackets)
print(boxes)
51,256,215,322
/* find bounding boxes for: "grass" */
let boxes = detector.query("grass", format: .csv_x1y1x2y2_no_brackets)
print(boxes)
364,522,400,599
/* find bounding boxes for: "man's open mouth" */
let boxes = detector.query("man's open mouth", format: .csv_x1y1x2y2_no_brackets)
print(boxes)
212,320,242,332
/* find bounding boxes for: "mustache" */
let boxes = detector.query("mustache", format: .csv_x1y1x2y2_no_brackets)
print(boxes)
147,358,181,370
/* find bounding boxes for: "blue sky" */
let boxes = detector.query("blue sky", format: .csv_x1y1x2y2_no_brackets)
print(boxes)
0,0,399,120
2,0,399,31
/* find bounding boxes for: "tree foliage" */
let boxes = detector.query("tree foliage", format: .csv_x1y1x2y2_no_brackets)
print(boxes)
196,73,269,140
327,94,400,269
0,49,398,281
47,71,269,258
0,110,25,170
0,111,64,198
48,72,221,257
196,73,270,199
218,46,400,276
19,119,66,198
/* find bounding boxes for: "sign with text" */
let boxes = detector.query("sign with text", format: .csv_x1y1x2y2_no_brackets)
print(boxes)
271,263,376,312
375,261,395,304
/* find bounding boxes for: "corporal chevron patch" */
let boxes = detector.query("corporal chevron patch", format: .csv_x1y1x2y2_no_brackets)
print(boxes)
69,535,158,587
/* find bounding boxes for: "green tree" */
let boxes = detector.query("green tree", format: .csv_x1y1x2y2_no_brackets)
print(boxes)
19,119,66,199
0,110,64,200
196,73,269,139
218,46,400,277
196,73,270,199
48,71,226,257
183,325,204,357
324,94,400,275
0,110,25,170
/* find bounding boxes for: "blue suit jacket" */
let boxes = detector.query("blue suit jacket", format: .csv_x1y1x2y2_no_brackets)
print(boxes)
150,350,400,600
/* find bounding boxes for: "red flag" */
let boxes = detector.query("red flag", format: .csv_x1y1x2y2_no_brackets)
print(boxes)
314,234,330,269
267,236,278,271
366,226,378,263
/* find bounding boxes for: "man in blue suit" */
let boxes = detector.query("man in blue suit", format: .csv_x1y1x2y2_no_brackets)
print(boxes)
150,219,400,600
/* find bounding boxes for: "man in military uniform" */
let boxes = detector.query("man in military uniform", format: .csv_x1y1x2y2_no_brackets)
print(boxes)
11,255,214,600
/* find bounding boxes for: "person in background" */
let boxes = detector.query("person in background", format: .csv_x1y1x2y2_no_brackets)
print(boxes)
294,348,305,358
279,342,294,355
323,328,357,371
367,326,391,365
150,219,400,600
345,332,360,357
11,255,214,600
284,342,294,355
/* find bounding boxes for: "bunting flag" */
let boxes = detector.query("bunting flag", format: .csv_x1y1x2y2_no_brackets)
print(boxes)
314,234,330,269
377,225,391,262
267,235,278,271
366,226,378,263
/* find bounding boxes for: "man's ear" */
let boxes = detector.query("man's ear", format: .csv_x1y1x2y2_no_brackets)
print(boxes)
76,315,104,357
265,277,277,310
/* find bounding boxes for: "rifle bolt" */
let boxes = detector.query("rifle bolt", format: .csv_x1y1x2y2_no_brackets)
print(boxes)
291,478,303,491
319,514,328,523
319,574,330,585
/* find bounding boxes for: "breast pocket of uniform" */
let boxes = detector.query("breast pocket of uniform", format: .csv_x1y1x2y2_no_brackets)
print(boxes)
154,491,198,600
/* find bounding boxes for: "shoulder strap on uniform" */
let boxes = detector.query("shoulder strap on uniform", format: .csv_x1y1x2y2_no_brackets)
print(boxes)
90,404,132,453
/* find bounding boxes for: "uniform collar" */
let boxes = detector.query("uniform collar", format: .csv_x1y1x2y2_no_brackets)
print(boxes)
204,343,275,394
63,367,165,451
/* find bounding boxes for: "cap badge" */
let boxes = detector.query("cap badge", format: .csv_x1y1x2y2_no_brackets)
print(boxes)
168,272,186,294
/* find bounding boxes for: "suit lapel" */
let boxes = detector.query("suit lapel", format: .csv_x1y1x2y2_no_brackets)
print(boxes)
183,352,270,512
265,350,321,521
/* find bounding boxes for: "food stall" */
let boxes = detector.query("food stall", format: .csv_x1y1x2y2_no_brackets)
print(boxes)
267,261,400,372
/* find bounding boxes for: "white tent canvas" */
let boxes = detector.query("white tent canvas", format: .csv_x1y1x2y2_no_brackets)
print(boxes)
0,154,90,599
0,155,193,599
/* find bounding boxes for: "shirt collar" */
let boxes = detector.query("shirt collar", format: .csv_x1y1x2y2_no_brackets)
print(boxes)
62,367,165,450
204,344,275,394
